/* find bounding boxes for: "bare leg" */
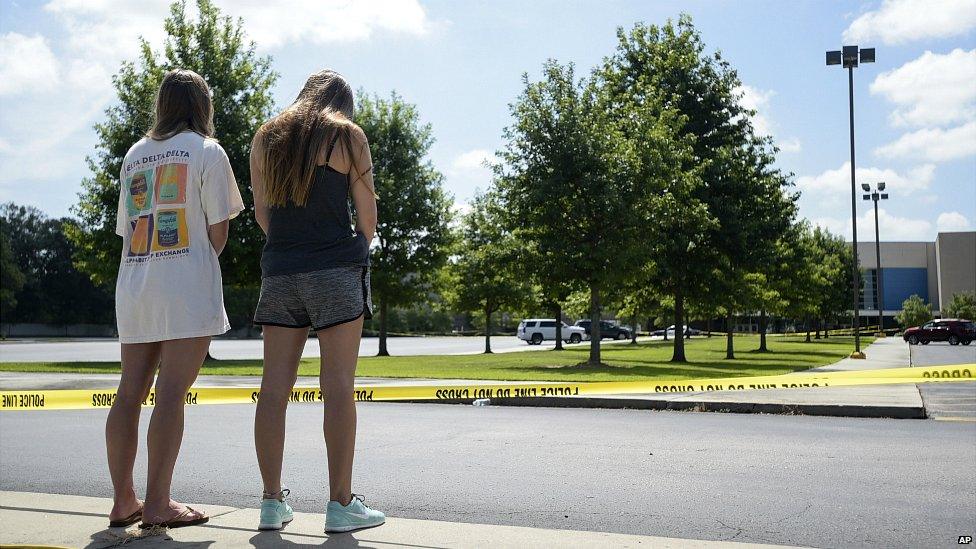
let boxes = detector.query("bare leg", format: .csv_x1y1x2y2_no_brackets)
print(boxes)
318,316,364,505
142,336,210,523
106,342,160,521
254,326,308,498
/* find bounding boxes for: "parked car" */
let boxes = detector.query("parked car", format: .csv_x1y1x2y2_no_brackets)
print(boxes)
902,319,974,346
517,319,587,345
651,325,700,337
574,320,632,340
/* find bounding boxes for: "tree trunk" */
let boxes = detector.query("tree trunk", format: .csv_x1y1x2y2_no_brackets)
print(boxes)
823,319,829,339
815,318,822,339
588,282,601,365
377,299,390,356
484,307,492,354
554,303,563,351
805,315,811,342
671,289,686,362
706,317,712,337
630,315,638,344
758,309,769,352
725,310,735,359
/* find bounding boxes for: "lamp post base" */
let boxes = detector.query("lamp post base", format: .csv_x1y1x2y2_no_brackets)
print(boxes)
850,351,867,359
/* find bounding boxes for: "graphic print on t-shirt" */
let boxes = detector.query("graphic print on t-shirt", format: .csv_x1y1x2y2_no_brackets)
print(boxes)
128,215,153,257
151,208,189,252
121,149,193,265
125,169,154,216
154,162,187,205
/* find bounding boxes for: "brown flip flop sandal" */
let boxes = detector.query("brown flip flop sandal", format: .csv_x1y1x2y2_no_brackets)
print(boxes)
139,506,209,529
108,507,143,528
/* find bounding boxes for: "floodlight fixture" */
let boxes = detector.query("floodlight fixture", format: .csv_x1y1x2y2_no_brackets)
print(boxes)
861,183,871,191
878,181,885,191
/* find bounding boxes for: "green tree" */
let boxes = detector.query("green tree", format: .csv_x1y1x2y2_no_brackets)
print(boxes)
356,91,454,356
944,292,976,321
0,229,25,319
68,0,277,288
775,223,828,343
813,227,858,337
604,15,795,360
0,203,114,324
896,295,932,328
446,192,530,353
497,61,643,366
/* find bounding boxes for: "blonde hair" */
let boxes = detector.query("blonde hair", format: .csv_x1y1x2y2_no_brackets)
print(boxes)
148,69,215,141
257,70,367,207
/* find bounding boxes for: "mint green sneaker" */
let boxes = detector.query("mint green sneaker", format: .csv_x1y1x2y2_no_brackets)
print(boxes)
258,489,294,530
325,494,385,533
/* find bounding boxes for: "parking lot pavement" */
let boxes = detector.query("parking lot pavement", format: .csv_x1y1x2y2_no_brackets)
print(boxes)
910,342,976,420
0,335,653,362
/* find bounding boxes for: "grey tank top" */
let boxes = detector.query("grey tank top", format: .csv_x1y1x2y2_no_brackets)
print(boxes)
261,134,369,277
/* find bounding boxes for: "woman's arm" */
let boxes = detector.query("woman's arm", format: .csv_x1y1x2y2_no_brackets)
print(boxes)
349,127,377,243
208,220,229,255
249,131,271,235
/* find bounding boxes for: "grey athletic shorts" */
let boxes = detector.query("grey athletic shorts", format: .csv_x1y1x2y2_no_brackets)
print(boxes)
253,266,373,331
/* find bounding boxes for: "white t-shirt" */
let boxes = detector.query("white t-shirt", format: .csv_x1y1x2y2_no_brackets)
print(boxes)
115,131,244,344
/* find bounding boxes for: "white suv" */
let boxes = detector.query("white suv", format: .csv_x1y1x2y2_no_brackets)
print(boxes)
517,319,587,345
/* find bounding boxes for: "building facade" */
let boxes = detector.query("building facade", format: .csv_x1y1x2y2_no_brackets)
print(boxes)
854,231,975,323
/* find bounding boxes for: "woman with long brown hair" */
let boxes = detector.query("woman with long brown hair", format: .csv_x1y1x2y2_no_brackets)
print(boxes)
250,70,383,533
108,68,244,529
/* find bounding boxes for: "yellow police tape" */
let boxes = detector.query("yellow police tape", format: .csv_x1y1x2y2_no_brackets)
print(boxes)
1,363,973,411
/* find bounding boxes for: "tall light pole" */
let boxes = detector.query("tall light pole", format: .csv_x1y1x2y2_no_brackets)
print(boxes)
827,45,875,359
863,182,888,335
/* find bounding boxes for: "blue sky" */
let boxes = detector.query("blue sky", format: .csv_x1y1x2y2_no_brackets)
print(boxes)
1,0,974,241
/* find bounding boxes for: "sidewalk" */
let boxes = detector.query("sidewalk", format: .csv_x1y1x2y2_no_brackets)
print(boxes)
512,337,924,418
0,491,803,549
0,339,927,419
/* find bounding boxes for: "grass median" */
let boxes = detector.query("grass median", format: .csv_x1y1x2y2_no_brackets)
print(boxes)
0,334,869,382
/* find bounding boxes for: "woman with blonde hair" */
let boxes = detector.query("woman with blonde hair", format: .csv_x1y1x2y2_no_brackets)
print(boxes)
250,70,383,533
108,68,244,529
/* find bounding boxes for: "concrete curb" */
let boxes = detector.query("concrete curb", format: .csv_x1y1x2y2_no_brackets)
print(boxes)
400,396,927,419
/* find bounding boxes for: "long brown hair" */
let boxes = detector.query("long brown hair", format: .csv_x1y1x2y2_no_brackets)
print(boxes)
147,69,215,141
258,70,366,207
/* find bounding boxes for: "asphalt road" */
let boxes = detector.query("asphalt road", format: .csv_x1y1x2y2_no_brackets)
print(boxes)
910,341,976,419
1,403,973,548
0,335,641,362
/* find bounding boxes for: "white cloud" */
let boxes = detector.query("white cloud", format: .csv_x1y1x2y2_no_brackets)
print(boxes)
812,207,933,241
452,149,492,171
43,0,432,58
1,0,435,215
937,211,972,232
735,84,802,153
218,0,432,49
778,137,802,153
875,121,976,161
737,85,775,137
843,0,976,45
796,162,935,204
445,148,494,203
0,33,60,96
870,49,976,128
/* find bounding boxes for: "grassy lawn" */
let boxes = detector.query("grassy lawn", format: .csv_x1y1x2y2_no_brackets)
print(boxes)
0,334,869,382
